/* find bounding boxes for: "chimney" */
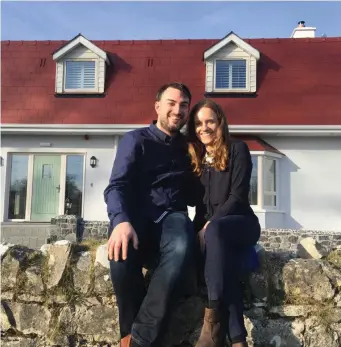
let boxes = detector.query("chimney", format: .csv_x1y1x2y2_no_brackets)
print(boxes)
291,20,316,38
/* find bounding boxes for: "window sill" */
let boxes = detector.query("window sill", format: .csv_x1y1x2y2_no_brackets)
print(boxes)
54,93,106,98
251,207,285,214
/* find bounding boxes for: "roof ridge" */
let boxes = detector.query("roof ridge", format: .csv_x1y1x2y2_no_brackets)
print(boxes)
2,36,341,46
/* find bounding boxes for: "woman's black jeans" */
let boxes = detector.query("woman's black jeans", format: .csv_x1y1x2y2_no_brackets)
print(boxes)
204,214,261,344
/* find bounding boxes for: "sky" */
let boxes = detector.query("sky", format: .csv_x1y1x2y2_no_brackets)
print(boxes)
1,1,341,41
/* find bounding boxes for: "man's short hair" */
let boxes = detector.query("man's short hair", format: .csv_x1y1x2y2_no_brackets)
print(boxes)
156,82,192,104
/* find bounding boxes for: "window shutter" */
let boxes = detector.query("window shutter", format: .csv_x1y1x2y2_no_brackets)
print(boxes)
215,60,246,89
65,61,96,90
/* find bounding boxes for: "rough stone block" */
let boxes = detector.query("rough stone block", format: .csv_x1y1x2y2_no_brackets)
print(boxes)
2,302,51,335
75,305,120,343
45,241,71,289
73,251,92,294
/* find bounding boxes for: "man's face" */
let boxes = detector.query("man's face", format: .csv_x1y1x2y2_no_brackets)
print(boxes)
155,87,190,135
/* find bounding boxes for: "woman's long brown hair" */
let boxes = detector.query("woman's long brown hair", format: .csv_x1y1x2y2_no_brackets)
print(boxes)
186,99,231,176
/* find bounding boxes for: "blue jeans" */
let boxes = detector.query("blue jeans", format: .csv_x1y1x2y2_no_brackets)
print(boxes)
204,214,261,344
109,212,196,347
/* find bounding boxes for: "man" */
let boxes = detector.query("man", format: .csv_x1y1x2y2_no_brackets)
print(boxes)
104,82,197,347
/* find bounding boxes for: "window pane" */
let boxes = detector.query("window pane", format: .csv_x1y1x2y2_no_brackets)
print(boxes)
215,60,246,89
264,194,276,207
65,155,84,216
8,155,29,219
249,156,258,205
65,61,95,89
231,60,246,88
215,60,230,89
264,157,276,192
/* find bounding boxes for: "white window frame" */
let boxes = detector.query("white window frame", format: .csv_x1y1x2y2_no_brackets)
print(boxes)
250,151,281,212
63,59,99,94
5,151,86,222
213,57,250,93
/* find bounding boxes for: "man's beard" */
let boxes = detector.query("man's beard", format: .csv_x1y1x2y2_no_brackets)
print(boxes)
160,118,185,134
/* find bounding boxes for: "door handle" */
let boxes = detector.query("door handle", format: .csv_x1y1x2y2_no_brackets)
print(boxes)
56,185,60,193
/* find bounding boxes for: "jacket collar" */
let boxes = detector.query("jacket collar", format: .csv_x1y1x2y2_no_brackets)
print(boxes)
149,120,182,144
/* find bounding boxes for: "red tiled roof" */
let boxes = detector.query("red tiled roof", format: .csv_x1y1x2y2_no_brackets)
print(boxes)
234,136,283,154
2,37,341,125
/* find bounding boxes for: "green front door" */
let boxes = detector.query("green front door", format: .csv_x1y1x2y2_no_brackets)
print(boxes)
31,155,61,222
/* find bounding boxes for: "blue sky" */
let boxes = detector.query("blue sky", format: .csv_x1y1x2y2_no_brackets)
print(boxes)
1,1,341,41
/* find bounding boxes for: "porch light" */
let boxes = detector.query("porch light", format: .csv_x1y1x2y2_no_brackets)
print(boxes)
90,156,97,168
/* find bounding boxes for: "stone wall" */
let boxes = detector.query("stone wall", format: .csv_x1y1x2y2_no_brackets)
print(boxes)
51,215,341,255
2,240,341,346
50,216,108,243
259,229,341,255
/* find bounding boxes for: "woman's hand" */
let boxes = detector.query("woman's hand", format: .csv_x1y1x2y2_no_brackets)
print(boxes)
198,222,210,253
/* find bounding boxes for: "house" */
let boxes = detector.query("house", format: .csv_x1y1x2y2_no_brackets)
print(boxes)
1,22,341,231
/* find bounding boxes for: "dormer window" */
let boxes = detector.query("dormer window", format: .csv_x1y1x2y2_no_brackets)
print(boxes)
64,60,97,92
203,32,260,94
53,34,110,95
215,59,247,90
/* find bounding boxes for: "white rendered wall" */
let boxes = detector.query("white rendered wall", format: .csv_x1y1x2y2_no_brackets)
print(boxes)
2,134,341,231
263,136,341,231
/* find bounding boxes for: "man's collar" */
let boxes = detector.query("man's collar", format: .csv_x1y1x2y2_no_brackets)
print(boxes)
149,120,181,143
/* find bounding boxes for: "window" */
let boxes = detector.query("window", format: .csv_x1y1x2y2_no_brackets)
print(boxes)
249,154,279,210
263,157,277,208
249,156,258,205
8,155,29,219
64,61,96,91
64,155,84,216
215,60,246,90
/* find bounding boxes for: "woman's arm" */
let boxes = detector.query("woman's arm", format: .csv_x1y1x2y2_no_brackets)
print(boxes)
210,141,252,221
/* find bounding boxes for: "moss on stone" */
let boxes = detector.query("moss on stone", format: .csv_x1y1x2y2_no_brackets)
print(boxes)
327,250,341,269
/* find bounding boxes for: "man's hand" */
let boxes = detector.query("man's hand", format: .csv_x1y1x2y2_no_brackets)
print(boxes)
107,222,139,261
198,221,210,253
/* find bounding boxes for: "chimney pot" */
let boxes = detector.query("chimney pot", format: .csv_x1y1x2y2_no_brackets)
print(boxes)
291,20,316,38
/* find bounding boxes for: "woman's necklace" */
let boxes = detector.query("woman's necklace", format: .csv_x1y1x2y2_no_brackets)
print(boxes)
204,151,214,165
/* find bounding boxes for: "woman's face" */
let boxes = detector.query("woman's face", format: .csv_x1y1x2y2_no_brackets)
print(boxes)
194,107,219,147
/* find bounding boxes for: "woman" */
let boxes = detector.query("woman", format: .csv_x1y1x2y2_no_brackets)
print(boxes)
187,99,261,347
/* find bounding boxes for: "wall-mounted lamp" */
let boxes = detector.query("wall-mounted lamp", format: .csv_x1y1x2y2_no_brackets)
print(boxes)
90,156,97,168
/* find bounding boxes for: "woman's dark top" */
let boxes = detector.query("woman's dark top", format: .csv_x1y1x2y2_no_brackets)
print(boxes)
193,140,255,231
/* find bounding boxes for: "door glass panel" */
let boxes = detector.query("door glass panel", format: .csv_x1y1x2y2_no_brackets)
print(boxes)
65,155,84,216
8,154,29,219
42,164,52,178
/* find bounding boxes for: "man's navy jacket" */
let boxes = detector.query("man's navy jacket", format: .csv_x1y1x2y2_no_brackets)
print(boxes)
104,122,197,233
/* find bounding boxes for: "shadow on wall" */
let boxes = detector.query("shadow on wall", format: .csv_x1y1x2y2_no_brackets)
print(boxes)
281,156,303,230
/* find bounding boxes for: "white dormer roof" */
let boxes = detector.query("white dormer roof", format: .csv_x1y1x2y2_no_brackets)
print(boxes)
52,33,110,65
204,31,260,61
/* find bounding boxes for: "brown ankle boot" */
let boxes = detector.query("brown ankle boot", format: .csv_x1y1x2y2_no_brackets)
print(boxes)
120,334,132,347
195,308,225,347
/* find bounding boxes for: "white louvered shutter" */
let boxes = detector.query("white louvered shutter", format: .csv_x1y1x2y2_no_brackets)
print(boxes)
215,60,246,89
65,61,96,90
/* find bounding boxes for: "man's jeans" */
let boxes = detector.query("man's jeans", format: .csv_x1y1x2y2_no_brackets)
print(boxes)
109,212,196,347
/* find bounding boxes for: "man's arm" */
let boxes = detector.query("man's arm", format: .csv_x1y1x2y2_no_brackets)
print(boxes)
104,132,142,231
